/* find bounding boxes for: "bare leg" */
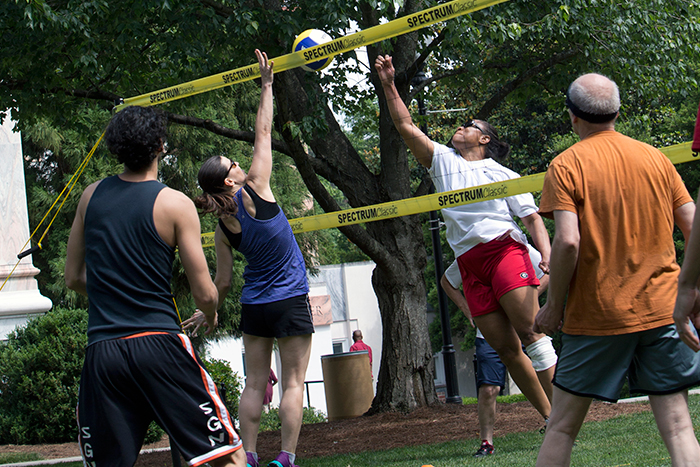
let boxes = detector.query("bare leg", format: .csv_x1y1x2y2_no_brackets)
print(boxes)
478,384,500,444
649,390,700,466
278,334,313,454
537,366,555,402
475,310,551,419
498,285,546,347
500,286,556,401
536,387,591,467
209,447,247,467
238,334,274,453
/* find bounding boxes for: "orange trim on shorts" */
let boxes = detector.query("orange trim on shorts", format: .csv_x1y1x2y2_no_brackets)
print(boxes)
190,444,243,467
119,331,170,340
175,334,239,445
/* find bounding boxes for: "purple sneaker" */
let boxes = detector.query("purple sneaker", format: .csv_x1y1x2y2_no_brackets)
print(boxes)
267,452,298,467
246,452,259,467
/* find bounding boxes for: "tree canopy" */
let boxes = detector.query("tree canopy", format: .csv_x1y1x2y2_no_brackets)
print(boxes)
3,0,699,412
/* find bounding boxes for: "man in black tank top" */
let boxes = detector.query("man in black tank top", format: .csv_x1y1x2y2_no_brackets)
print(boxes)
65,105,246,467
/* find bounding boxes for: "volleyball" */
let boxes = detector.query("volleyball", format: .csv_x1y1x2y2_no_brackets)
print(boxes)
292,29,335,72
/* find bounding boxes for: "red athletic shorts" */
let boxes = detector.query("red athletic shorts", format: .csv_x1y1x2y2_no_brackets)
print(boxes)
456,237,540,317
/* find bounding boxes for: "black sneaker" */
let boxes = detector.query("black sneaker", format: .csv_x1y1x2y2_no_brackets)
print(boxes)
473,442,495,457
539,417,549,434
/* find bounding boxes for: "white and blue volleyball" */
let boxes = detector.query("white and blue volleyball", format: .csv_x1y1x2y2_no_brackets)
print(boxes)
292,29,335,72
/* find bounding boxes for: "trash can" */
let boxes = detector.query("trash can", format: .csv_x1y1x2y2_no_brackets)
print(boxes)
321,351,373,421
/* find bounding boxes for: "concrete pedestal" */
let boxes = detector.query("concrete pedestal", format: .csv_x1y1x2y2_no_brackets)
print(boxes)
0,114,52,339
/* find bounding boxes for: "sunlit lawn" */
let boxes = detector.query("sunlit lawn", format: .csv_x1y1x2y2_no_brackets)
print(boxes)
6,394,700,467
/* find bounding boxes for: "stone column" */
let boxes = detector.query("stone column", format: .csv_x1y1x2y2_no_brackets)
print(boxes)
0,115,52,339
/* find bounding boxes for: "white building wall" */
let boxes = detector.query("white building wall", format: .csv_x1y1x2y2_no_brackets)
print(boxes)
339,262,382,388
208,337,246,378
206,261,382,416
303,324,333,412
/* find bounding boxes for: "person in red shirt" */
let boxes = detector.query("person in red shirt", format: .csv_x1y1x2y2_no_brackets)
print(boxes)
263,369,277,412
349,330,372,377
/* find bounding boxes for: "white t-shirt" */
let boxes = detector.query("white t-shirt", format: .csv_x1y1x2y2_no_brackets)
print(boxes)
428,142,538,258
443,245,544,339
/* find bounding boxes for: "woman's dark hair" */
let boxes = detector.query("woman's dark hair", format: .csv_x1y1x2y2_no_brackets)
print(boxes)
194,156,239,217
479,121,511,162
104,106,167,171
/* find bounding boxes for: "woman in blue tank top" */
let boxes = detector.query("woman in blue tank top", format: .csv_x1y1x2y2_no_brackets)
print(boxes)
185,50,312,467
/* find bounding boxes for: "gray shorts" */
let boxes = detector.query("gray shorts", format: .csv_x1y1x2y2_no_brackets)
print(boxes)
554,324,700,402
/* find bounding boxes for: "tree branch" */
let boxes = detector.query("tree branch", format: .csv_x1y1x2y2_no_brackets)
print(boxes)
279,116,393,267
4,79,123,106
476,48,579,119
405,29,447,101
165,112,291,156
197,0,236,17
59,88,122,103
414,171,433,198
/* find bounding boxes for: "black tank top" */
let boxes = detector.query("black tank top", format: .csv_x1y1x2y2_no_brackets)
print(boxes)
84,176,180,345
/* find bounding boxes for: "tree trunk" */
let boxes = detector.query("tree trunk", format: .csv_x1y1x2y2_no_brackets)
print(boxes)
369,218,438,413
273,63,438,413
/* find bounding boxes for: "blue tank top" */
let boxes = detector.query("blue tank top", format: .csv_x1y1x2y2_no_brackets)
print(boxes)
84,176,180,344
222,187,309,304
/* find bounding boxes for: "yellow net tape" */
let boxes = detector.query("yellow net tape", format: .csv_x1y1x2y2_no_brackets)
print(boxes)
5,0,510,289
116,0,508,110
199,141,699,248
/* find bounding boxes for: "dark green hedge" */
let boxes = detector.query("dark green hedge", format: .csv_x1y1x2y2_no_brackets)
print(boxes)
0,308,243,445
0,307,87,444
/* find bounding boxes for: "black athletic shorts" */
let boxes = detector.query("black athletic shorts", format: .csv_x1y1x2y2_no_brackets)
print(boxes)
241,294,315,338
77,332,242,467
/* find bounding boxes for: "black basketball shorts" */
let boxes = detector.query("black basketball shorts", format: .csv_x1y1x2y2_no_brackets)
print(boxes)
77,332,242,467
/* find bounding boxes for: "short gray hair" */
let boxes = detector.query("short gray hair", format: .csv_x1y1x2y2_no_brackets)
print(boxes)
567,73,620,120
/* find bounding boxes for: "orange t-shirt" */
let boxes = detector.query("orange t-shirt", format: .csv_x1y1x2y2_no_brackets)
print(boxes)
539,131,692,336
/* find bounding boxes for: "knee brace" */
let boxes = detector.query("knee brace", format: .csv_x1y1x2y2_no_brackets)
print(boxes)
526,336,557,372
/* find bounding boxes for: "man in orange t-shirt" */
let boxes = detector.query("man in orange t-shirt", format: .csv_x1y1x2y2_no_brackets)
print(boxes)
534,73,700,466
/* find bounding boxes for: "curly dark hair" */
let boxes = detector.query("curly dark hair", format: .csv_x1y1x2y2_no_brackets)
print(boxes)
105,106,167,171
194,156,239,217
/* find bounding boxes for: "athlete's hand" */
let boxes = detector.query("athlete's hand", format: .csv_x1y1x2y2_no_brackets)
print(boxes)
458,305,475,328
256,49,273,86
533,301,563,336
674,286,700,352
182,309,218,336
374,55,395,87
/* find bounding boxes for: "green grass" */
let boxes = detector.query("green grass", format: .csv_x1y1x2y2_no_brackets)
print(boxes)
18,394,700,467
0,452,41,463
297,411,668,467
462,393,528,405
297,412,669,467
298,395,700,467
